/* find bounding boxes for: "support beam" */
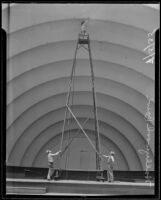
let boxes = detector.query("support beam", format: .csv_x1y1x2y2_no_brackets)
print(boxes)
60,117,90,157
66,104,102,158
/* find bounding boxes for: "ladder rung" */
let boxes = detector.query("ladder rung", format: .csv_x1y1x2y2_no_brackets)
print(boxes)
78,38,89,44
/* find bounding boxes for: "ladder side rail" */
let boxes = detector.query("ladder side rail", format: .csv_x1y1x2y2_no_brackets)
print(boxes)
59,37,79,152
88,35,102,170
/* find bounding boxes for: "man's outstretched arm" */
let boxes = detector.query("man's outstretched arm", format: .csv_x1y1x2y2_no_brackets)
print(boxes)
101,154,110,158
51,150,61,156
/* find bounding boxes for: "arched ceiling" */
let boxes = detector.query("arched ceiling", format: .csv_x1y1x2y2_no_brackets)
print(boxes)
3,4,159,171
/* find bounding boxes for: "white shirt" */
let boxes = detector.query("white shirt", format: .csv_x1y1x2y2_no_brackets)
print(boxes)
107,155,114,164
103,155,115,164
48,152,59,163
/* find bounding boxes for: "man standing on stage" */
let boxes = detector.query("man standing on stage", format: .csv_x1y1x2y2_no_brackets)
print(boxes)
46,149,61,180
102,151,115,182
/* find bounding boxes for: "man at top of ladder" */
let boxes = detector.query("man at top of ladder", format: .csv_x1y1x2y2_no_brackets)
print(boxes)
81,18,89,35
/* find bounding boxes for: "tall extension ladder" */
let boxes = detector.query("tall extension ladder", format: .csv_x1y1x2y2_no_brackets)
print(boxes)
59,31,103,180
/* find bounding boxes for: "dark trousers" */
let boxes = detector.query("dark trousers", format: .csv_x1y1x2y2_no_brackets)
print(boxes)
107,167,114,182
47,162,54,179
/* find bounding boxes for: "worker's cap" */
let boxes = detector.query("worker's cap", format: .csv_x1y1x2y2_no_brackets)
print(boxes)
81,21,84,25
46,150,51,153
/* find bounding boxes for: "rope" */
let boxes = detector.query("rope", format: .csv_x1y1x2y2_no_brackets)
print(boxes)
65,54,77,169
59,37,79,152
64,131,70,169
60,117,90,157
88,36,101,151
55,117,90,165
64,111,70,169
66,104,104,159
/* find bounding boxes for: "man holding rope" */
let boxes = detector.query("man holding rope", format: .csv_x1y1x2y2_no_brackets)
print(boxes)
46,150,61,180
102,151,115,182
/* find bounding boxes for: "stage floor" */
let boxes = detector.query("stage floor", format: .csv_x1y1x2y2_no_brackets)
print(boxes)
6,178,154,185
6,178,154,195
